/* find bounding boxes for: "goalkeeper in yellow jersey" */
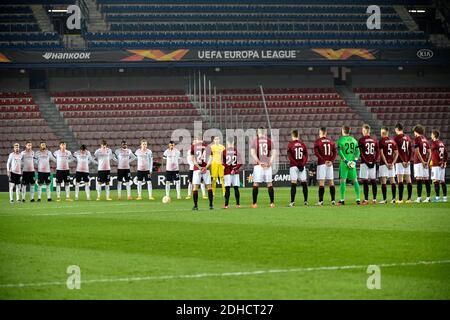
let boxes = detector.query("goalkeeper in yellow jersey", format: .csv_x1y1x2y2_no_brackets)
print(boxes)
211,136,226,197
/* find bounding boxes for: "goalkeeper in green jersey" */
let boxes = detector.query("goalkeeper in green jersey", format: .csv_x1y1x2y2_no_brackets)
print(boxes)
337,126,361,205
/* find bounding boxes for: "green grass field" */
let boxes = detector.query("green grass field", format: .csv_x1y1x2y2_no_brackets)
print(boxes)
0,186,449,300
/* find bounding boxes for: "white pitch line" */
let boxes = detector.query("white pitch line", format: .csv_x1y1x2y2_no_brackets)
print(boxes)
0,259,449,289
0,208,192,217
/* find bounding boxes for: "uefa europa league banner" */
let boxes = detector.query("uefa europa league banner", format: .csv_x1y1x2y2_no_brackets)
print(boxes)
1,48,448,64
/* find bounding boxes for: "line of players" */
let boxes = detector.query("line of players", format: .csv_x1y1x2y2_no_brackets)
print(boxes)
6,123,448,207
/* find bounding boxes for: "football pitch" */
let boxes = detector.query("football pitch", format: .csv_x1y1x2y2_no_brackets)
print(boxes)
0,186,449,300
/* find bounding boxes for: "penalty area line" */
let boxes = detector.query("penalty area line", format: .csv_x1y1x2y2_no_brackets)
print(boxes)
0,259,449,289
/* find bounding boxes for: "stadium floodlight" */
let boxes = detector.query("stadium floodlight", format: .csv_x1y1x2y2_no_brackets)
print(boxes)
118,68,124,73
308,66,314,71
398,66,404,71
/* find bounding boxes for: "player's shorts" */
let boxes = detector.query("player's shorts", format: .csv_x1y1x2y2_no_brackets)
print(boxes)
395,163,411,176
56,170,70,184
22,171,35,185
431,166,445,182
290,166,307,182
379,164,396,178
193,169,211,185
413,163,430,179
316,164,334,181
166,170,180,182
117,169,132,183
252,165,273,184
339,162,357,180
97,170,111,183
9,172,21,185
188,170,193,183
75,172,90,184
38,172,51,185
211,163,225,178
137,170,151,182
224,174,240,187
359,163,377,180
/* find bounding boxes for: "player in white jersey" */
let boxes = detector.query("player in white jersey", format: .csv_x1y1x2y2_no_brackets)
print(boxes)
163,141,181,199
6,143,23,203
93,140,117,201
20,141,36,202
135,138,154,200
74,145,96,201
34,141,56,202
186,138,207,200
115,140,137,200
53,141,75,201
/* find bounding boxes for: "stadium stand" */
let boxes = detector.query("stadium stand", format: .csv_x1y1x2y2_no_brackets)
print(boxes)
85,1,430,49
355,87,450,147
0,92,60,174
0,5,62,49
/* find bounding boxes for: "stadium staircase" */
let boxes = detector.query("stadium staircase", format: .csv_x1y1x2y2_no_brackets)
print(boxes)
335,85,382,135
84,0,109,32
30,5,54,33
31,90,79,150
394,5,419,31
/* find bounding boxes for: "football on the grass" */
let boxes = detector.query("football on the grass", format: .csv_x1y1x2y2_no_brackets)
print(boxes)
162,196,171,204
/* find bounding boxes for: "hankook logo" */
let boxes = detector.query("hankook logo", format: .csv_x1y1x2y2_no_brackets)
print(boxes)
42,52,91,60
416,49,433,60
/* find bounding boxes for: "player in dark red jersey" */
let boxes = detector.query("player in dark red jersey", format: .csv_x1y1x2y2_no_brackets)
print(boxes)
222,137,242,209
378,127,398,204
287,129,308,206
412,125,431,203
191,135,213,210
358,124,379,204
430,130,448,202
313,127,337,205
250,127,276,208
394,123,413,203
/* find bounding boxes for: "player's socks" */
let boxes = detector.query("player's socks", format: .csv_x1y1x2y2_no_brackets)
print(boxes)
442,182,447,197
252,186,259,205
21,185,26,201
330,185,336,202
381,184,387,201
16,185,21,201
75,184,79,199
434,181,440,198
290,183,297,203
56,184,61,199
46,184,51,200
407,183,413,200
354,181,361,201
362,180,369,201
37,185,42,200
391,183,397,200
371,180,377,201
29,184,34,200
211,178,217,196
147,181,153,199
220,177,226,196
137,181,142,198
234,186,240,205
301,182,308,202
318,186,324,202
339,182,346,201
224,186,230,206
9,182,14,202
208,189,213,207
126,183,131,198
65,185,70,199
268,186,274,204
417,180,423,199
96,181,102,198
85,184,90,200
187,182,192,197
105,185,110,199
398,182,404,201
425,180,431,198
165,182,170,197
117,182,122,198
193,190,198,207
176,181,181,199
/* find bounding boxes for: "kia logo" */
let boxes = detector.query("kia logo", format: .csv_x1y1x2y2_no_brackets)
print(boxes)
417,49,434,59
